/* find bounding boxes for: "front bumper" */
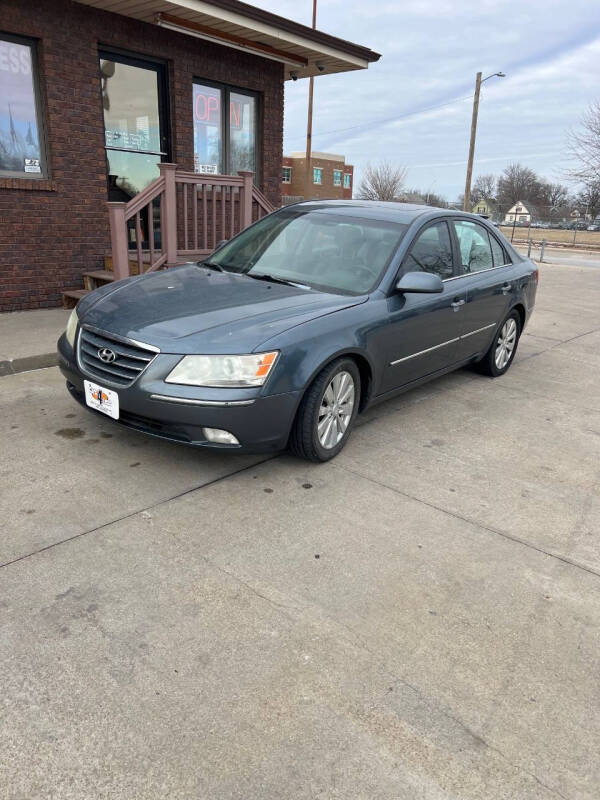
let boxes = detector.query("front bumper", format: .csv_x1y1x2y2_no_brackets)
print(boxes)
57,334,301,453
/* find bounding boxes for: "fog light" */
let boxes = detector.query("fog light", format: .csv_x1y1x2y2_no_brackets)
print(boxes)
202,427,240,445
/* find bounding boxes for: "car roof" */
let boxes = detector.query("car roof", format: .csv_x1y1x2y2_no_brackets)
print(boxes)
287,199,471,225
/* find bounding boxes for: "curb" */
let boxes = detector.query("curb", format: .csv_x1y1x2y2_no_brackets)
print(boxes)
0,353,58,377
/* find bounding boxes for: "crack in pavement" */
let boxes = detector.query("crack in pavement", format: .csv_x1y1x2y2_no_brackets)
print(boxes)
332,462,600,581
0,456,278,571
198,547,569,800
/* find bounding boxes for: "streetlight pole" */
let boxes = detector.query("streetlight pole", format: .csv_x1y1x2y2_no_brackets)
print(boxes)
463,71,505,212
304,0,317,201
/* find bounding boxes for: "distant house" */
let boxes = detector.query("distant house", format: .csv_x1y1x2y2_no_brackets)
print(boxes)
504,201,531,224
472,199,494,218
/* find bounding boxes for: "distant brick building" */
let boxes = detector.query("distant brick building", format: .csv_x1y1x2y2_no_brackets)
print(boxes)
282,152,354,202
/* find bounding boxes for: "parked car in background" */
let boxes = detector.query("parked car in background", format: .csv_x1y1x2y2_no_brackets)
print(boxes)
587,224,599,231
58,202,538,462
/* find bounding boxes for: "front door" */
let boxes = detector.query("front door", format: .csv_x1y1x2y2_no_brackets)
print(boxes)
99,52,169,202
378,220,467,395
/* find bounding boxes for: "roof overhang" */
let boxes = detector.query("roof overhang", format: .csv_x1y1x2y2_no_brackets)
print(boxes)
72,0,381,79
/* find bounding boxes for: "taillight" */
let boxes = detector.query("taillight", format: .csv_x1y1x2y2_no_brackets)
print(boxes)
534,268,539,285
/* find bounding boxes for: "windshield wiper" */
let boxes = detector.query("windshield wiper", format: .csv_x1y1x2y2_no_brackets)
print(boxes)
197,259,225,272
248,272,311,290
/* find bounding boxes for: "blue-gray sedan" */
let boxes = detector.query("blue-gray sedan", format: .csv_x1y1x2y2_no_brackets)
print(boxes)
57,201,538,461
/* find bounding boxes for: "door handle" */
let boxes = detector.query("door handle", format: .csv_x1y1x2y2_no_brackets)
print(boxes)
451,298,465,311
501,283,512,295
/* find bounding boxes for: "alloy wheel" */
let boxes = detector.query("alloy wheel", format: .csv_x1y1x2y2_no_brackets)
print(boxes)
495,317,517,370
317,370,355,449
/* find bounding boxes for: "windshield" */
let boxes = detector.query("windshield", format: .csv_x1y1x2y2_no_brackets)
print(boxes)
208,208,408,295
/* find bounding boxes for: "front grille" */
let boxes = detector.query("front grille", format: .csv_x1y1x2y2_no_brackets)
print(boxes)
78,327,158,387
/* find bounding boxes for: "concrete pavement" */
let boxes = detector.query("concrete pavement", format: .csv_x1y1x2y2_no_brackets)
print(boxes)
1,261,599,799
0,307,69,376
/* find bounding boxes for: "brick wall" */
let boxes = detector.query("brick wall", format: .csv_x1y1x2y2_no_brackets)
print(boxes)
281,155,353,201
0,0,283,311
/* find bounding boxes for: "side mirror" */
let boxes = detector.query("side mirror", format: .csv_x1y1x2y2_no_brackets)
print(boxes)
213,239,228,253
396,271,444,294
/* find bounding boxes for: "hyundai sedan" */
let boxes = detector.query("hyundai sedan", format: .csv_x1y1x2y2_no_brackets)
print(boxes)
57,201,538,461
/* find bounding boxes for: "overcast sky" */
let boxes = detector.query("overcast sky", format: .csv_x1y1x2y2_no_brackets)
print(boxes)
257,0,600,200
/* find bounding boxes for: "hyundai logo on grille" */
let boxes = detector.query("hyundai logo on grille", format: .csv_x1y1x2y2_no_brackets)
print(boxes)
98,347,116,363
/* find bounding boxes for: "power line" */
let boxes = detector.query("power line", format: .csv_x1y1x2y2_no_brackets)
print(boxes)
285,92,475,145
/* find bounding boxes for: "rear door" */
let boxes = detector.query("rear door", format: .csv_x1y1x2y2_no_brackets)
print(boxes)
377,219,467,394
451,219,515,361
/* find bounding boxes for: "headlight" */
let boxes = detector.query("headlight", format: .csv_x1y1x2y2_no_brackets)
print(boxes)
165,352,279,388
65,308,79,348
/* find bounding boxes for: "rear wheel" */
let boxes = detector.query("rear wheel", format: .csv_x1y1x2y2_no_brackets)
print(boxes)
476,310,521,377
289,358,360,462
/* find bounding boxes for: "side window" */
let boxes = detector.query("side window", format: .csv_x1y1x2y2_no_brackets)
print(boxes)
404,221,454,279
489,234,510,267
453,220,493,273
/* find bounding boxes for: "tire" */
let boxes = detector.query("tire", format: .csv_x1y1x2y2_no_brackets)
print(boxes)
475,310,521,377
289,357,361,462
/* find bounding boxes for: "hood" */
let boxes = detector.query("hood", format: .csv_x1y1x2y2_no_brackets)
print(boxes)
79,265,366,354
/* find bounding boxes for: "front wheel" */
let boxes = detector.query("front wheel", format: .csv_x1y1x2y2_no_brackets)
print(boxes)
476,310,521,377
289,358,360,462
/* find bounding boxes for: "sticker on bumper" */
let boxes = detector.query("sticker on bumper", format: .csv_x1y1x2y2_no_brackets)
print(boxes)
84,379,119,419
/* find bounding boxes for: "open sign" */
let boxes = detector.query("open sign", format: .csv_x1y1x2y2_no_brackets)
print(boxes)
194,88,244,130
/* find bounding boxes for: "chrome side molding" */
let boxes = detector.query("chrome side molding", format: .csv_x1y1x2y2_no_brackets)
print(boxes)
149,394,255,407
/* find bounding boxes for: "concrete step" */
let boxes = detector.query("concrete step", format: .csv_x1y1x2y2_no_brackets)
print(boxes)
62,289,88,309
83,270,115,290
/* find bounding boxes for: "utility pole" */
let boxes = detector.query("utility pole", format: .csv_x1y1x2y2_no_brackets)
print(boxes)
304,0,317,201
463,71,505,212
463,72,482,212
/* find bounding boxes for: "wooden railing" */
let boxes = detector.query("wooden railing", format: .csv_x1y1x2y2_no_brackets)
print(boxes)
107,163,274,280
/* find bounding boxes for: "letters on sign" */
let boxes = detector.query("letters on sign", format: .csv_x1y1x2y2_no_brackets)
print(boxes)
194,90,244,130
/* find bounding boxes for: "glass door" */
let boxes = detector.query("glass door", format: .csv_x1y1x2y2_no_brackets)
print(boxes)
99,52,169,202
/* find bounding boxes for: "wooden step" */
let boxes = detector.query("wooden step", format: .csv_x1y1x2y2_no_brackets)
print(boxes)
62,289,89,309
83,270,115,290
104,255,144,275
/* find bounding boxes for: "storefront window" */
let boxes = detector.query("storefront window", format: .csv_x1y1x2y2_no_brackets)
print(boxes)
100,53,168,201
192,83,222,174
0,35,47,178
230,91,256,174
193,81,259,179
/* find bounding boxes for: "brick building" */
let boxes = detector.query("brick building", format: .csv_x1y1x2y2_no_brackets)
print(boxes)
282,152,354,202
0,0,378,311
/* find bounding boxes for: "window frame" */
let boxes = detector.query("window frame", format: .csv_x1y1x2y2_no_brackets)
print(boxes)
446,218,512,279
398,219,458,283
333,169,342,187
282,166,292,184
343,172,352,189
0,32,49,180
192,76,262,183
313,167,323,185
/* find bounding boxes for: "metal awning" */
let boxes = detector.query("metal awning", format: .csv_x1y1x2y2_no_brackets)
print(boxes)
73,0,381,78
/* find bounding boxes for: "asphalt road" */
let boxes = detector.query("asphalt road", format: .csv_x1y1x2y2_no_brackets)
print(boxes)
1,261,599,799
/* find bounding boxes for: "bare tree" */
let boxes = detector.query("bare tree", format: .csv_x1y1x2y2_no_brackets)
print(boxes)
539,181,569,210
576,182,600,221
357,162,407,201
569,101,600,183
471,174,497,204
496,163,541,213
400,188,448,208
